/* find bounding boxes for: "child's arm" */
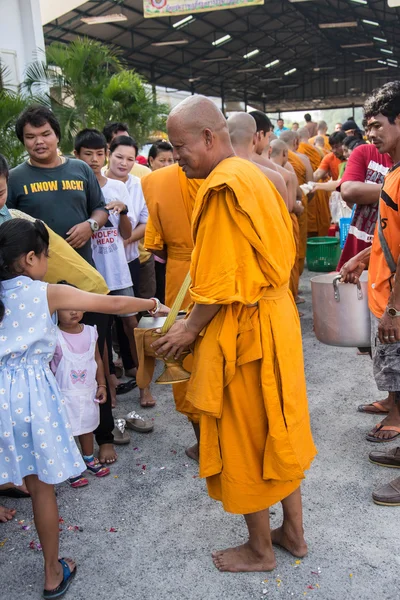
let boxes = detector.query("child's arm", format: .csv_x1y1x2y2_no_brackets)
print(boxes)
94,342,107,404
105,200,132,240
47,285,169,316
123,223,146,246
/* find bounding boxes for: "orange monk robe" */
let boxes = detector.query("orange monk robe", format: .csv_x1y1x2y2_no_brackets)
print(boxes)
289,213,300,298
142,164,202,423
308,134,331,151
288,150,308,275
298,142,331,237
186,157,316,514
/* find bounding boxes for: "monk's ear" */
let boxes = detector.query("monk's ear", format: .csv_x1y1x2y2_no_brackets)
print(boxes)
203,128,213,148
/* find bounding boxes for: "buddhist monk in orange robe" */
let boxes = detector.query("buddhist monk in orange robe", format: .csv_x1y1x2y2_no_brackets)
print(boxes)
298,127,331,237
142,164,201,460
153,95,316,573
269,140,302,299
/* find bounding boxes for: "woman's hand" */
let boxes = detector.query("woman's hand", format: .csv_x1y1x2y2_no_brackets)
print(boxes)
154,304,170,317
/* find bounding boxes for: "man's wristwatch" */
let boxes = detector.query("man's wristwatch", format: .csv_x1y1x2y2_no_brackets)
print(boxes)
87,218,99,232
386,306,400,317
120,205,128,215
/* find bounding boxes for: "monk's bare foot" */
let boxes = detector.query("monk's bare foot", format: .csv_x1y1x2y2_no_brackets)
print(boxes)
271,525,308,558
212,542,276,573
185,443,199,462
140,387,156,408
0,505,16,523
98,443,117,465
296,296,305,305
125,367,137,378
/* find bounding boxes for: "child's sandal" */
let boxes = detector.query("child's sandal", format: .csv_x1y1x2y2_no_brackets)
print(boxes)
85,457,110,478
68,475,89,488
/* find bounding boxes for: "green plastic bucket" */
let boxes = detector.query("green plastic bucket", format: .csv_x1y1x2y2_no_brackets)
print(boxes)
306,237,341,272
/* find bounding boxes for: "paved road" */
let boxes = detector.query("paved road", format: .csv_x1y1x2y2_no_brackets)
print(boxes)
1,270,399,600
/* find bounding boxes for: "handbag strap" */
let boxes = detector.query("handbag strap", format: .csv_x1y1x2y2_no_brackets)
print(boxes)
377,203,397,274
160,271,191,334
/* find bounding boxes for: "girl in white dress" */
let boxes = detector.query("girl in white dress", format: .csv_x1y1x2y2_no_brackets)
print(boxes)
0,218,166,599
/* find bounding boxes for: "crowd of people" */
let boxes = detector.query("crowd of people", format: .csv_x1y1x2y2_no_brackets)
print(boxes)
0,80,400,598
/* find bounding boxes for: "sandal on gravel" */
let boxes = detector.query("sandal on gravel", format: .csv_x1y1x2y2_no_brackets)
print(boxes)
112,418,131,445
84,457,110,477
42,558,77,599
358,401,390,414
125,411,154,433
116,378,137,395
68,475,89,488
366,423,400,443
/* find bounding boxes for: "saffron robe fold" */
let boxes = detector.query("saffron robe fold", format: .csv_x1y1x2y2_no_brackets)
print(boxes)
288,151,308,274
142,164,202,422
298,142,331,237
186,157,316,514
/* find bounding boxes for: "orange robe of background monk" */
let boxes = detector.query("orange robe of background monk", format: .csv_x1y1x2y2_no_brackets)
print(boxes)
143,164,201,423
186,157,316,513
288,150,308,274
298,142,331,237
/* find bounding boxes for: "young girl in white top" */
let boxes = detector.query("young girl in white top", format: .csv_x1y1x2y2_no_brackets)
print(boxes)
0,217,166,599
51,283,110,488
105,135,156,408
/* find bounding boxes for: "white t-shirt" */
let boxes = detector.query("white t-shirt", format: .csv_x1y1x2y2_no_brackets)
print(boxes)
91,178,133,291
124,174,148,263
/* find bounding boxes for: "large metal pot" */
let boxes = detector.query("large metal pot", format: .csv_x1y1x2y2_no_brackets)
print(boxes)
311,271,371,347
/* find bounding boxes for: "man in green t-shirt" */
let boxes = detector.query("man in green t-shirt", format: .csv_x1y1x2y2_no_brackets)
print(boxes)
7,106,108,265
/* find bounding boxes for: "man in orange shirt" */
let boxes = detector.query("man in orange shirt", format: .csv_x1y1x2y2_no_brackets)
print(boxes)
340,81,400,506
313,132,346,182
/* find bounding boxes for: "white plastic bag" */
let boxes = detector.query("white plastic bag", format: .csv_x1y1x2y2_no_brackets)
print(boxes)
329,191,352,223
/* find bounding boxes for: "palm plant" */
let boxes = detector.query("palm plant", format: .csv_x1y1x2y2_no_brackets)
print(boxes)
24,38,168,153
0,64,32,166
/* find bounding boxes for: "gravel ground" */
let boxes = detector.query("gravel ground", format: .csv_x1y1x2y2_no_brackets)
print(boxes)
1,268,400,600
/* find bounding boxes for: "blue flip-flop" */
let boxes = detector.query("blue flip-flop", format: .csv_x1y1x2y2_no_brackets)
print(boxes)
42,558,77,599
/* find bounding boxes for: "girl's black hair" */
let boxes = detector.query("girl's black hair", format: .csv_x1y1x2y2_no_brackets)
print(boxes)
0,219,49,321
109,135,138,156
0,154,9,181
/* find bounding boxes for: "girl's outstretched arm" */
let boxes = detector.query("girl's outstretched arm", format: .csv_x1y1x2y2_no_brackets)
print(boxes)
47,285,168,317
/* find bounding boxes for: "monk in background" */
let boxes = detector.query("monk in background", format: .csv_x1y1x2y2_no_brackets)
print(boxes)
308,120,331,152
226,112,292,211
269,139,303,300
297,127,331,237
153,95,316,573
142,164,201,460
280,131,314,278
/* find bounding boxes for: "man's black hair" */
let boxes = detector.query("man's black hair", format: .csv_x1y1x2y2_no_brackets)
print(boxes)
102,122,130,143
328,131,346,146
249,110,272,134
364,81,400,125
304,113,312,122
109,135,138,157
15,105,61,143
0,154,9,181
74,128,107,153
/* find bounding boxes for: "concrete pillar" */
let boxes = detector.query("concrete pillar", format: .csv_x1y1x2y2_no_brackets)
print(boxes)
0,0,45,89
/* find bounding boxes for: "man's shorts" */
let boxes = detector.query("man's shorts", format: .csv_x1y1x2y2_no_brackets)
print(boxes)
371,312,400,391
110,286,137,318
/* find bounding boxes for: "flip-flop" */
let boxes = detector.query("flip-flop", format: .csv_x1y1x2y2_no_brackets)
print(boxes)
357,401,390,414
42,558,76,599
0,487,30,498
366,423,400,443
116,378,137,395
125,411,154,433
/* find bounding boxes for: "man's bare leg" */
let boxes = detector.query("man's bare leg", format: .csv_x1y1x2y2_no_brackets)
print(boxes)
185,422,200,462
271,487,308,557
212,509,277,572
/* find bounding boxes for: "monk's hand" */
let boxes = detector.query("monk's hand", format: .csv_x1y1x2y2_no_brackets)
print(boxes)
151,320,197,360
340,256,366,284
378,312,400,344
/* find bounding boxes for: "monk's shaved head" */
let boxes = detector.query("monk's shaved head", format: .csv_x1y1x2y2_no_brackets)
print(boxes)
297,127,310,142
270,139,289,158
167,94,227,136
227,112,256,147
315,135,325,146
167,95,234,179
280,130,298,145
